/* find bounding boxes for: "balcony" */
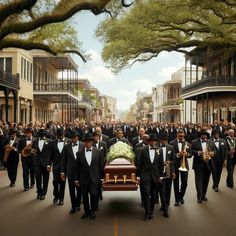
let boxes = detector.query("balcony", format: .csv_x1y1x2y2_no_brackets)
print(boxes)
0,69,20,90
181,76,236,99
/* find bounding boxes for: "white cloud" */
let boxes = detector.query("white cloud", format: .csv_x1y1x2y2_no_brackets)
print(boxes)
157,66,181,82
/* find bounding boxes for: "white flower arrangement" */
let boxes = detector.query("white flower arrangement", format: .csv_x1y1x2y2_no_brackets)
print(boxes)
106,142,135,163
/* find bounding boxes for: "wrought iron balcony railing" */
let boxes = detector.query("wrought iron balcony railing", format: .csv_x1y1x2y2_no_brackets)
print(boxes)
181,76,236,95
0,69,20,90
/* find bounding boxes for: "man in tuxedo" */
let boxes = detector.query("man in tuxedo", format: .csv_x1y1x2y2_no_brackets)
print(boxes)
4,128,20,187
135,134,149,206
137,134,164,221
18,127,35,191
191,130,216,203
32,129,52,200
108,128,130,148
157,134,175,217
75,133,104,220
61,130,84,214
95,126,109,148
170,129,192,206
132,127,145,150
48,128,71,205
92,131,107,202
225,129,236,188
211,130,227,192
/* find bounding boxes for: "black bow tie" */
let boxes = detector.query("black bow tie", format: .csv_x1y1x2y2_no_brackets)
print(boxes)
150,148,156,150
58,140,64,142
214,140,219,143
27,138,32,141
202,141,206,143
10,138,15,141
178,141,182,144
72,143,78,147
161,145,166,148
86,149,92,152
39,138,44,141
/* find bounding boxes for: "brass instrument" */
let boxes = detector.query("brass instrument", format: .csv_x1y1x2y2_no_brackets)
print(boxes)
22,144,38,157
3,144,13,162
178,144,188,172
227,138,235,159
202,143,214,163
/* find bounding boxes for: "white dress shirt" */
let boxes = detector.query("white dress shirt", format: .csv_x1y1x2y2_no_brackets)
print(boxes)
149,146,155,164
10,138,15,146
177,140,182,153
26,137,32,146
201,140,207,152
214,139,219,149
72,142,79,159
85,147,92,166
38,139,44,152
57,139,64,153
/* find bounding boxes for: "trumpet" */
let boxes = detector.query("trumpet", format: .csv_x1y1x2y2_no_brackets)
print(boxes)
178,144,188,172
3,144,13,162
22,144,38,157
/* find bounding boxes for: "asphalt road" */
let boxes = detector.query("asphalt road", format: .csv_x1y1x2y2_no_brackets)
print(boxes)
0,162,236,236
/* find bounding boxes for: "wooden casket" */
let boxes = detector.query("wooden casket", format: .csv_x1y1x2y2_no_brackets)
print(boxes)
103,158,138,191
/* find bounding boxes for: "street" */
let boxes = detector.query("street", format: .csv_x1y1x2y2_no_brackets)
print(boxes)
0,162,236,236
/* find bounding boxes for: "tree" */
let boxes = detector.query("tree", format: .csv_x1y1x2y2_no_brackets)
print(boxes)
96,0,236,72
0,0,132,61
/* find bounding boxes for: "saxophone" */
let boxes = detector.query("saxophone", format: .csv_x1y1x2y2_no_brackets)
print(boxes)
22,143,38,157
202,142,214,163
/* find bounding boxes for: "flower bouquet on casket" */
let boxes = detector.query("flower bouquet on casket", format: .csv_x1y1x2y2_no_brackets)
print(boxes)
106,142,135,164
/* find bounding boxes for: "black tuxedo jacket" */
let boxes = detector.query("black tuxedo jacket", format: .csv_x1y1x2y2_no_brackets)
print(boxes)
93,140,107,162
169,139,192,170
101,134,109,147
191,138,216,170
32,138,52,168
75,147,104,185
211,138,228,162
132,136,143,150
137,145,164,183
61,141,84,180
48,138,71,173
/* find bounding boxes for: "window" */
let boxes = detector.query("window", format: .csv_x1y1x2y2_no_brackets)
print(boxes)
21,57,23,79
23,59,26,80
0,58,3,71
30,63,33,83
0,57,12,73
27,61,30,81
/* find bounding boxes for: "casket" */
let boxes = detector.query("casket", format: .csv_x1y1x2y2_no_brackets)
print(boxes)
103,158,138,191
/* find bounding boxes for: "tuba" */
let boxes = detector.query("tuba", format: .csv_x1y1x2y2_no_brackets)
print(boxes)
3,144,13,162
178,144,188,172
22,144,37,157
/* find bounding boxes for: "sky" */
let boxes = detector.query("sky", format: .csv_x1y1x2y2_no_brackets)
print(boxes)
73,12,185,111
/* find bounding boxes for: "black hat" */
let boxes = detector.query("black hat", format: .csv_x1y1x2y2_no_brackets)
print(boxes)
9,128,17,134
212,130,220,136
82,133,94,141
147,134,158,141
70,130,79,137
38,128,46,136
25,127,33,133
92,131,101,137
57,128,64,135
160,133,169,140
198,129,210,138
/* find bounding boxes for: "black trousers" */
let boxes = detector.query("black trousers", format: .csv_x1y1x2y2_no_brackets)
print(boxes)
35,164,50,196
21,157,35,189
142,178,158,216
81,181,98,215
174,170,188,202
212,160,224,188
157,179,169,213
194,164,211,199
7,155,19,184
68,179,81,210
53,171,66,200
226,157,236,187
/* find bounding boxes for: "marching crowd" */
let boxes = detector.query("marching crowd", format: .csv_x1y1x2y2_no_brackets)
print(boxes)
0,119,236,221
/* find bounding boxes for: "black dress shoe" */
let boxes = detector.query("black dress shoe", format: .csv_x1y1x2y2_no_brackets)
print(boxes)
37,194,41,200
159,207,164,212
197,198,202,203
81,213,89,219
30,184,35,189
69,208,76,214
24,187,29,192
53,198,59,204
59,200,64,206
89,212,96,220
40,195,45,200
179,199,184,204
214,187,219,192
148,214,153,220
202,197,208,201
99,195,103,201
227,184,233,188
163,212,169,218
10,183,15,187
174,202,180,207
143,215,149,221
